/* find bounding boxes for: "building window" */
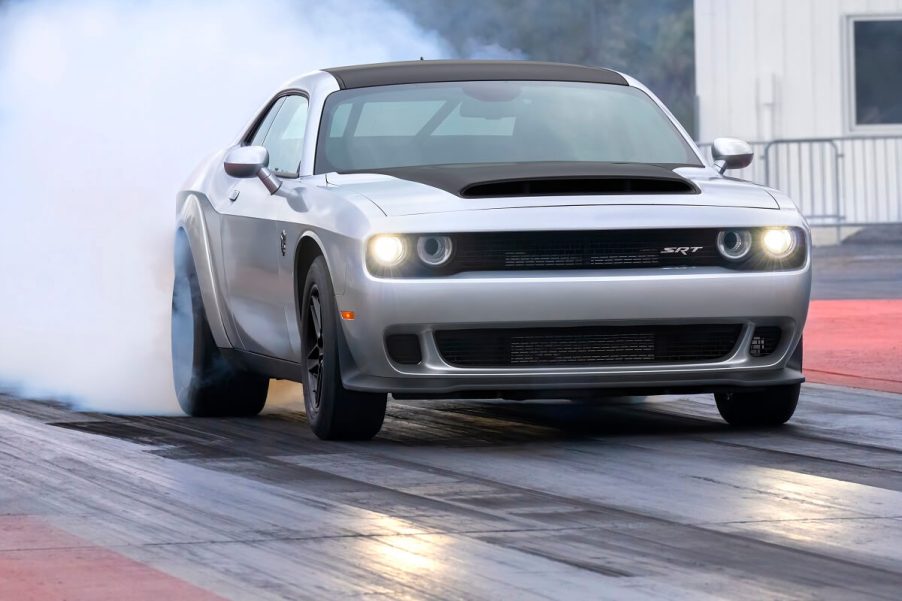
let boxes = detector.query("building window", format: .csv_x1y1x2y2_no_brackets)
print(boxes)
850,17,902,128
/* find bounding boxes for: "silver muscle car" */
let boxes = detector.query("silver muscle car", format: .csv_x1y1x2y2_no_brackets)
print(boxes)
172,60,810,440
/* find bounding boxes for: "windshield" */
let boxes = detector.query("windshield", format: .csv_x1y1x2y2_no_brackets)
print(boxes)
314,81,701,173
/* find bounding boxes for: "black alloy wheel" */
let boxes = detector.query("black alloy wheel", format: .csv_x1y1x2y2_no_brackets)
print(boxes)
300,256,387,440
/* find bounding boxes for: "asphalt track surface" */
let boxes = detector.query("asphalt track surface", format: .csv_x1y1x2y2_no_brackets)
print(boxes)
1,241,900,600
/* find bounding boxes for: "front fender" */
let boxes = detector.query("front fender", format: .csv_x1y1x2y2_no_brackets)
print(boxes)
176,191,232,348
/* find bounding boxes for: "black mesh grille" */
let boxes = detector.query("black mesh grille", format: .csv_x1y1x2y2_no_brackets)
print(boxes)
434,324,742,367
451,230,720,272
750,327,781,357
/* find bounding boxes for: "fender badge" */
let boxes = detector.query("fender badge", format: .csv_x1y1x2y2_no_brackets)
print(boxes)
280,230,287,256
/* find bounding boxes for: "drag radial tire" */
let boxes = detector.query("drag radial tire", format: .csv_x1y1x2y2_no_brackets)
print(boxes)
714,383,800,427
171,237,268,417
300,256,387,440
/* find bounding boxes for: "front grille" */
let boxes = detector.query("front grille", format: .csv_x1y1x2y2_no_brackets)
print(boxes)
451,230,721,272
750,326,781,357
434,324,742,367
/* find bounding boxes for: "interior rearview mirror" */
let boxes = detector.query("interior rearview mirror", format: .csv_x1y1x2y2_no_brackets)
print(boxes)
223,146,281,194
711,138,753,174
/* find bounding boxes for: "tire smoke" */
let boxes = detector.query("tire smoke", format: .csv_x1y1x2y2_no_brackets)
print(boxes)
0,0,450,413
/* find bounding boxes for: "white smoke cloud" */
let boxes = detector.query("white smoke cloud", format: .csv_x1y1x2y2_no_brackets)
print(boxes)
0,0,451,413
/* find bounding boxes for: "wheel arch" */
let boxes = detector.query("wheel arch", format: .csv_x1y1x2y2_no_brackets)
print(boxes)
292,229,350,298
294,234,326,292
292,233,362,391
292,233,327,353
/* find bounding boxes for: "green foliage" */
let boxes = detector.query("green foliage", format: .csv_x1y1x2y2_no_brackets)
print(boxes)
391,0,696,136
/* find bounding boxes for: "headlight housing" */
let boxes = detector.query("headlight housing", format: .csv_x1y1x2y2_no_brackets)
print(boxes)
367,234,456,274
715,227,803,265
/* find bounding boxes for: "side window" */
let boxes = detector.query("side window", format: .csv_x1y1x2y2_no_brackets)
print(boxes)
260,95,309,176
249,97,285,147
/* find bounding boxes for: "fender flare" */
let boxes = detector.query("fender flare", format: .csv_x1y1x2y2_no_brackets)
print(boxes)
175,192,232,348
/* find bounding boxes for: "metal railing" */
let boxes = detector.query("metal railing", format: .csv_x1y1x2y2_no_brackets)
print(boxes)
698,136,902,226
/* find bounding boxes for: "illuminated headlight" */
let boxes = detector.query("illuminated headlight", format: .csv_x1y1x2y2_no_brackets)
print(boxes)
369,235,406,266
416,235,453,266
761,228,797,258
716,229,752,260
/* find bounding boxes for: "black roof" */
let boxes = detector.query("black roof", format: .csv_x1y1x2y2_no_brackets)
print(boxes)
323,60,627,89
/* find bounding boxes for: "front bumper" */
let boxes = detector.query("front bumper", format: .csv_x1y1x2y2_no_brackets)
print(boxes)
336,263,811,395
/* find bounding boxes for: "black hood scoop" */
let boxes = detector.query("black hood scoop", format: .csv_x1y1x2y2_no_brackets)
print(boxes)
342,162,699,198
462,175,695,198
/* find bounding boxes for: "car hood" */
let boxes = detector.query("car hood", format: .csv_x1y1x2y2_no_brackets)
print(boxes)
325,163,779,216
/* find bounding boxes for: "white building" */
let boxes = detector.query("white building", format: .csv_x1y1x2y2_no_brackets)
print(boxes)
694,0,902,229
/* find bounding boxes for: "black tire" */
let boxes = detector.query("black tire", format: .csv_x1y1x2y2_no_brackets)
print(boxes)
715,383,800,427
171,235,268,417
300,256,387,440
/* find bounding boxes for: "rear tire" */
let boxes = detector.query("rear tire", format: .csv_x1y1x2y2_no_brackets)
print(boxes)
300,256,387,440
171,236,268,417
715,383,800,427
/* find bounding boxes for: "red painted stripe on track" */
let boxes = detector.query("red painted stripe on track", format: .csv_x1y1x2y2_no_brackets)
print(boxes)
805,299,902,394
0,516,224,601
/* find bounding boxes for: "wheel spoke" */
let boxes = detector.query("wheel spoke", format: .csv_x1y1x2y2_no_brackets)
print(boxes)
303,284,327,410
310,294,322,339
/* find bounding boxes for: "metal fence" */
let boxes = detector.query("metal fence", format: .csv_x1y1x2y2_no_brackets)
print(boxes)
698,136,902,226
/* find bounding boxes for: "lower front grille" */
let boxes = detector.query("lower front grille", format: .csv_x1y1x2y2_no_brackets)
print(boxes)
434,324,743,367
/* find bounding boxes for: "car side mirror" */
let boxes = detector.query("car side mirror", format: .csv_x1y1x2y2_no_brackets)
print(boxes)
223,146,281,194
711,138,753,174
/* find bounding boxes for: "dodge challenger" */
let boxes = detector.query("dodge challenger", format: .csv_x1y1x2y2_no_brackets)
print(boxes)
172,60,810,440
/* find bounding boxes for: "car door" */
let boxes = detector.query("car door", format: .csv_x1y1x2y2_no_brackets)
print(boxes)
220,93,309,357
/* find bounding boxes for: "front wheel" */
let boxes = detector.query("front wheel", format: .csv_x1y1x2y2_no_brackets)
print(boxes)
301,256,387,440
714,383,800,427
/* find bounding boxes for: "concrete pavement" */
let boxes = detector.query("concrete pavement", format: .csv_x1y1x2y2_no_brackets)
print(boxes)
1,382,902,600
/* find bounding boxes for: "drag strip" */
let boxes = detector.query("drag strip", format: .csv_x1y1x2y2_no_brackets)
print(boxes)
805,299,902,393
2,383,901,600
805,241,902,393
